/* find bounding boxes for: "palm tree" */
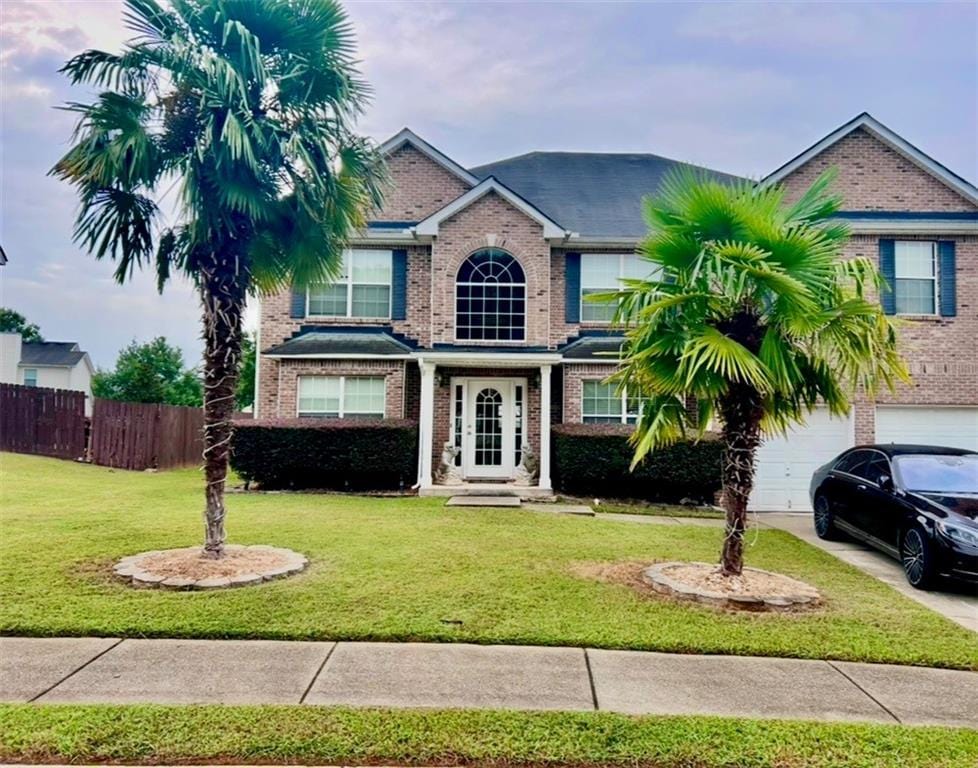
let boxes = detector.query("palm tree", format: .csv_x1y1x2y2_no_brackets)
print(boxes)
52,0,385,558
606,170,908,576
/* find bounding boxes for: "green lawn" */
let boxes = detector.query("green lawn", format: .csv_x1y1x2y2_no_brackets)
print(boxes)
2,705,975,768
2,452,976,669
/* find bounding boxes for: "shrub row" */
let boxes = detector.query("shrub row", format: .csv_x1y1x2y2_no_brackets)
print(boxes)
230,418,418,491
552,423,723,503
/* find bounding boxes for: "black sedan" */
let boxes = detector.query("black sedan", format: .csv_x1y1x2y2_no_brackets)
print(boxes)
809,445,978,590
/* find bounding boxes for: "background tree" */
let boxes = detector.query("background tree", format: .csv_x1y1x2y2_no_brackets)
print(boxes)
0,308,43,342
93,337,202,406
53,0,385,558
607,170,907,576
235,331,256,410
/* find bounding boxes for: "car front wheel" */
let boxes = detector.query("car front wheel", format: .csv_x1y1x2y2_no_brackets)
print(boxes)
813,495,842,540
901,527,936,590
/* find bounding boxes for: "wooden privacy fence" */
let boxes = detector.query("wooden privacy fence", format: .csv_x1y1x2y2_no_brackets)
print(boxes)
0,383,87,459
89,399,204,470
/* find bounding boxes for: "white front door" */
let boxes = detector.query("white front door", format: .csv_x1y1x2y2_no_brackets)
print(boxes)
464,380,515,479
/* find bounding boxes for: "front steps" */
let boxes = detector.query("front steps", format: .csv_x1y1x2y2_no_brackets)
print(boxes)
420,483,555,501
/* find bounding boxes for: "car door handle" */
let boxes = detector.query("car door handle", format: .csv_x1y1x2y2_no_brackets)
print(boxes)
856,484,868,492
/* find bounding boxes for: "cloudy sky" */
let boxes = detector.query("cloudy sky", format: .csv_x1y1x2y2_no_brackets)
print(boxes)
1,1,975,368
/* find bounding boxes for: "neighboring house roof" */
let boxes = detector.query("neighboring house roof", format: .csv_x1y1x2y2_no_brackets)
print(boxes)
470,152,744,238
19,341,87,368
762,112,978,206
415,176,567,239
380,128,479,187
560,334,627,361
263,328,415,358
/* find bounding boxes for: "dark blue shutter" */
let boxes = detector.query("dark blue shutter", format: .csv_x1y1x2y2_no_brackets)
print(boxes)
938,241,956,317
391,249,408,320
290,286,306,318
565,252,581,323
878,239,896,315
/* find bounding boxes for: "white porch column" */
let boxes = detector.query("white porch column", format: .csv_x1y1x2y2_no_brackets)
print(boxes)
538,364,552,490
418,360,436,489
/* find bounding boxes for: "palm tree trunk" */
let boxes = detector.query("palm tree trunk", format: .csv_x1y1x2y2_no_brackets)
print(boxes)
718,384,764,576
200,254,247,559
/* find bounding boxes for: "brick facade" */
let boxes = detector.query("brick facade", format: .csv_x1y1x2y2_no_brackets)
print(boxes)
780,129,978,442
374,144,472,222
780,128,975,211
257,125,977,475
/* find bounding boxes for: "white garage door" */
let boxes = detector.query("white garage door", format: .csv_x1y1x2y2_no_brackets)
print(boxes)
876,406,978,451
749,409,853,512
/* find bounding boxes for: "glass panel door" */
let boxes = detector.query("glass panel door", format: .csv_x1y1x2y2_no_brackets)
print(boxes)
464,380,514,478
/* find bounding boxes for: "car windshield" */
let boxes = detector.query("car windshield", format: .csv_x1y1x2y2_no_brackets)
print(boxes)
894,454,978,494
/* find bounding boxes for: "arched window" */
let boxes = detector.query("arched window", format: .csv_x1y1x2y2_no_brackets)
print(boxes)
456,249,526,341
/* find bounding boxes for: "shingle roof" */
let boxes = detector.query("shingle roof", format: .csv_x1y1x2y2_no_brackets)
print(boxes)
20,341,86,367
470,152,744,237
560,334,627,361
263,328,414,357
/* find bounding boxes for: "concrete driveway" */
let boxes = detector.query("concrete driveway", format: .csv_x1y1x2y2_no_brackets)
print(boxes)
758,513,978,633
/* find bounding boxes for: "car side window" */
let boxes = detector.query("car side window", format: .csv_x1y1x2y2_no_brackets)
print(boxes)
860,456,890,484
835,451,870,475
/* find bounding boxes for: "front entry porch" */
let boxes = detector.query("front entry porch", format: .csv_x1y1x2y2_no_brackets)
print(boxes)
414,353,560,497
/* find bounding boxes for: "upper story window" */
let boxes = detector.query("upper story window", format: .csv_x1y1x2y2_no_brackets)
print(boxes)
307,249,392,319
582,380,641,424
22,368,38,387
581,253,651,322
894,241,938,315
297,375,385,419
456,249,526,341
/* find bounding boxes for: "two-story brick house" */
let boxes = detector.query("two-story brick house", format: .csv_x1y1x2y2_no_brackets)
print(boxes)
256,113,978,510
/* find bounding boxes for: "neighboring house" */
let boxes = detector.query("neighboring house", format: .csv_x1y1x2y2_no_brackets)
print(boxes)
0,333,95,415
257,113,978,509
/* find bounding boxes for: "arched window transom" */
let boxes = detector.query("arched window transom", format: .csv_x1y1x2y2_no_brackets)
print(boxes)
456,249,526,341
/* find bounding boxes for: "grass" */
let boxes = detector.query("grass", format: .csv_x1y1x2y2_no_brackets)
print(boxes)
2,452,977,669
2,704,976,768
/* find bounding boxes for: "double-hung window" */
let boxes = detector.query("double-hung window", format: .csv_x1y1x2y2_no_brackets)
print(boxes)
894,241,938,315
580,253,651,322
307,249,392,319
22,368,38,387
297,376,385,419
582,380,641,424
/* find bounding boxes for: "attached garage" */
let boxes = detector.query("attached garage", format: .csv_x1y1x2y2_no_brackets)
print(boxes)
875,406,978,451
749,409,853,512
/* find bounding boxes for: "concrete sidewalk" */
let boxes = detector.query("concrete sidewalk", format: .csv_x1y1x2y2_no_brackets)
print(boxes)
2,637,976,728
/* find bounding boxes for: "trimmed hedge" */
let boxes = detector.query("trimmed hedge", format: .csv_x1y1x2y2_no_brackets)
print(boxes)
230,418,418,491
553,423,723,503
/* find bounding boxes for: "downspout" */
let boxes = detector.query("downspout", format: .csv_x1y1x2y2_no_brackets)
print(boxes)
411,355,424,489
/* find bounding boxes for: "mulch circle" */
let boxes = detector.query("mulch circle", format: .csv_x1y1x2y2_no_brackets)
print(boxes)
113,544,308,590
642,561,821,612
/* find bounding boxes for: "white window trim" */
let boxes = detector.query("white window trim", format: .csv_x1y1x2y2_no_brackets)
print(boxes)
581,379,641,425
296,375,386,419
22,368,38,387
894,240,939,317
306,249,393,320
580,253,642,324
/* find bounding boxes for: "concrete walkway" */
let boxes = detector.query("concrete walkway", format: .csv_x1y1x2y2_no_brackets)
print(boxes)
2,637,976,728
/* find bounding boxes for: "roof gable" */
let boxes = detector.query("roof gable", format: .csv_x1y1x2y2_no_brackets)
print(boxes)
380,128,478,187
415,177,567,239
763,113,978,207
